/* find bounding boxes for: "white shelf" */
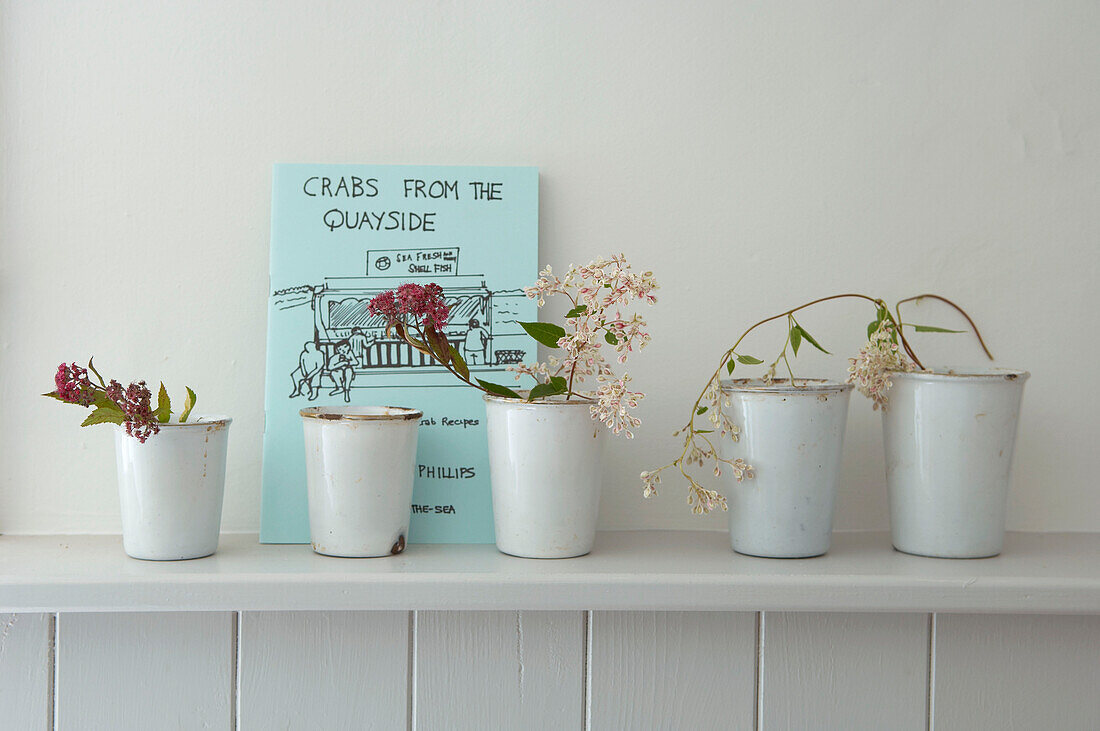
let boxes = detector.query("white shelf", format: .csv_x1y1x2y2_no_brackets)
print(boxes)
1,531,1098,614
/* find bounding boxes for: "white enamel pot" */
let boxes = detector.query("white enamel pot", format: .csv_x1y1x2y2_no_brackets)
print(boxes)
720,379,852,558
301,406,421,557
484,394,607,559
114,416,231,561
882,368,1029,558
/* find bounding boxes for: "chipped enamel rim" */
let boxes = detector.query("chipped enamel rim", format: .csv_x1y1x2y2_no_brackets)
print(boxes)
135,415,232,428
482,391,593,406
299,406,423,421
720,378,853,394
893,368,1030,382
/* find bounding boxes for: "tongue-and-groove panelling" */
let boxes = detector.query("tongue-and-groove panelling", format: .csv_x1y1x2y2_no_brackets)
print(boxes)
588,611,757,728
2,610,1100,729
238,611,409,730
0,613,51,731
56,612,234,729
415,610,585,730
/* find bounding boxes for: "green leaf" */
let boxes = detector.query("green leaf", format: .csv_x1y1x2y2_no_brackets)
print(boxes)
180,387,197,423
155,382,171,423
726,360,736,375
92,391,116,410
42,391,64,401
527,383,557,401
867,306,888,339
696,406,708,415
794,325,830,354
80,405,127,427
790,325,802,356
528,377,568,401
736,355,763,365
477,379,523,400
564,304,588,319
449,345,470,381
694,429,714,434
87,357,106,387
910,324,965,333
604,331,618,345
425,327,452,364
519,321,567,348
393,322,433,357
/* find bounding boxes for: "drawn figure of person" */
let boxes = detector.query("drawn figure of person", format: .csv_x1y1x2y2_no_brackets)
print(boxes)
348,327,372,368
327,339,356,402
463,318,489,366
289,341,325,400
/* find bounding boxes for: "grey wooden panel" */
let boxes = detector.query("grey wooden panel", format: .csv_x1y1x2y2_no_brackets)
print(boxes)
934,613,1100,729
762,612,929,730
57,612,233,731
415,610,584,730
589,611,757,730
0,613,52,731
239,611,408,730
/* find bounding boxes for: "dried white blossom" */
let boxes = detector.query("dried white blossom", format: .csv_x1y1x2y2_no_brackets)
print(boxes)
847,321,916,410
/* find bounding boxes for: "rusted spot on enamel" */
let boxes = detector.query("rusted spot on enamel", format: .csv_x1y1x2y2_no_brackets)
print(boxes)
391,535,407,555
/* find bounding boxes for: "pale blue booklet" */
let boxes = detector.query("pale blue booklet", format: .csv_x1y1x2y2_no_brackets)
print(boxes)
262,164,538,543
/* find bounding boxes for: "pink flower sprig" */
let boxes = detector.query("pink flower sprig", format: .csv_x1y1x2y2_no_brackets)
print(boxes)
370,283,451,331
644,293,993,514
46,359,198,442
54,362,96,406
368,282,514,397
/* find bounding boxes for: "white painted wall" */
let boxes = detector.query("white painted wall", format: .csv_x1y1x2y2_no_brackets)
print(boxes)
1,1,1097,534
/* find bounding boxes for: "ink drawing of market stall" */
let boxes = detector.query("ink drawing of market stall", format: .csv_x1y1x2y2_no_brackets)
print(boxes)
274,255,531,401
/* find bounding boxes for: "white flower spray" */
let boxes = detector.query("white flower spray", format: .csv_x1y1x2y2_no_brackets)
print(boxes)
848,320,916,409
512,254,658,438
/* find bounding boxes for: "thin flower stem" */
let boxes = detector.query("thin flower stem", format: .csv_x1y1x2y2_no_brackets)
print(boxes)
685,293,884,433
649,290,991,514
895,326,925,369
766,326,793,378
895,293,994,360
87,359,107,389
566,308,597,399
781,316,796,381
696,432,725,462
727,293,885,355
668,293,890,491
406,323,493,396
781,351,796,381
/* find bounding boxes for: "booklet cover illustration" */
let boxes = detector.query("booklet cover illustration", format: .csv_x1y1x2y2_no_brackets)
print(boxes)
262,164,538,543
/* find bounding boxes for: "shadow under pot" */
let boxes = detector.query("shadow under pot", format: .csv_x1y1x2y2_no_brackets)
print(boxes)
719,379,853,559
484,393,607,559
882,368,1029,559
114,416,232,561
301,406,421,558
